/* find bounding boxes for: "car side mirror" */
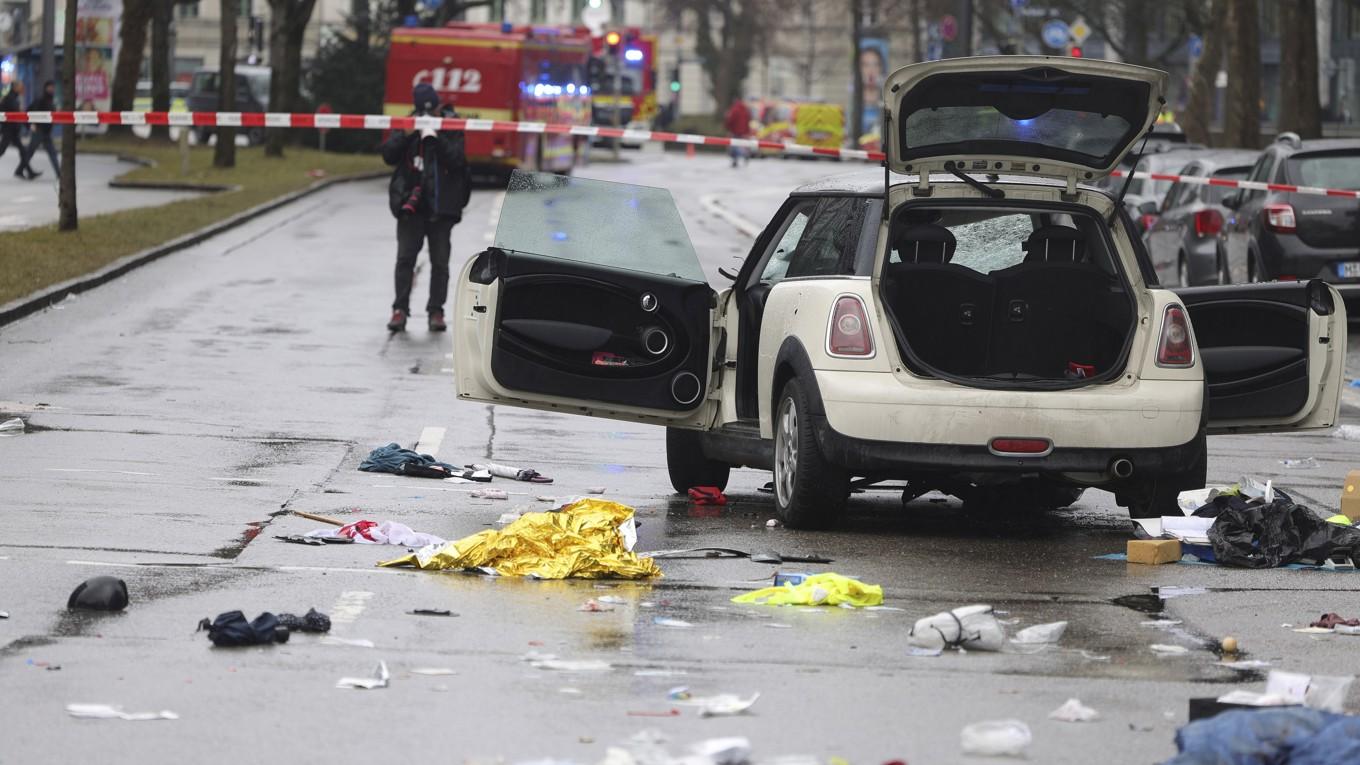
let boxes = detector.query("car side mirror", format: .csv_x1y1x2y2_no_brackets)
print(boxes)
1222,192,1241,210
1137,200,1159,217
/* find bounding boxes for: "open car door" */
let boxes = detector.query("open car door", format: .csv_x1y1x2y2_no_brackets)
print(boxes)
882,55,1166,186
1174,281,1347,434
453,170,720,429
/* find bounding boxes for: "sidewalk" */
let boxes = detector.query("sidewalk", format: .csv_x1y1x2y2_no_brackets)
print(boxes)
0,151,203,232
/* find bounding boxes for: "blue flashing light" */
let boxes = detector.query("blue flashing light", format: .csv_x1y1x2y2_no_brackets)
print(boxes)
624,48,644,62
581,86,591,95
551,231,569,241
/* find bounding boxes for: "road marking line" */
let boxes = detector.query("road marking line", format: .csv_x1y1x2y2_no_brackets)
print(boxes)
698,194,762,239
415,426,446,457
47,468,159,476
329,590,374,627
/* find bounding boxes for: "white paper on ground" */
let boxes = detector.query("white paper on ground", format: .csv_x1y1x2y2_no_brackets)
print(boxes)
677,693,759,717
1048,698,1099,722
530,658,612,672
960,719,1032,757
1216,690,1296,707
409,667,457,676
1012,621,1067,644
1265,670,1312,704
66,704,178,721
1162,515,1215,544
1150,644,1190,655
336,661,389,690
320,636,375,648
1134,518,1164,537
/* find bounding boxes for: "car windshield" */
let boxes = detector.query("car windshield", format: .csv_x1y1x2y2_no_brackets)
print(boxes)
1287,152,1360,191
1204,166,1250,205
494,170,704,283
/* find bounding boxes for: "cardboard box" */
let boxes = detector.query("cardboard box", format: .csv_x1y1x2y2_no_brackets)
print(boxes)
1341,470,1360,522
1127,538,1182,565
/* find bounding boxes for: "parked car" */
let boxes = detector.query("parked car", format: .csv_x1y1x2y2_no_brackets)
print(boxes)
1118,149,1206,231
1219,133,1360,315
452,56,1346,528
1144,149,1260,286
186,65,272,145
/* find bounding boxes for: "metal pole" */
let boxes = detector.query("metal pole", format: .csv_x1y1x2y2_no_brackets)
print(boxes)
612,46,621,160
40,0,55,85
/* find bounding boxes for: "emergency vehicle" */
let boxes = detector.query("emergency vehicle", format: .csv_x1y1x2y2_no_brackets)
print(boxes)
385,22,592,177
581,26,658,131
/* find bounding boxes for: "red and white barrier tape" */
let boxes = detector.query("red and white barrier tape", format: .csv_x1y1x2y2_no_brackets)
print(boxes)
0,110,887,163
6,110,1358,199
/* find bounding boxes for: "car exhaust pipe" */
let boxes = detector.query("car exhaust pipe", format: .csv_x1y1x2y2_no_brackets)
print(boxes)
1110,458,1134,480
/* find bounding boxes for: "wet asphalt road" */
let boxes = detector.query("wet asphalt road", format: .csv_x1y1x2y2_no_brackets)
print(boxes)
2,147,1360,764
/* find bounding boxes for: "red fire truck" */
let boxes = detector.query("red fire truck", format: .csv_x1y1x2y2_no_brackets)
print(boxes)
579,26,658,131
385,22,592,177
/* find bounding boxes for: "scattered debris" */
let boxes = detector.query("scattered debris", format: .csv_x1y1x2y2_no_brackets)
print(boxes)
579,599,616,613
0,417,25,437
1127,538,1182,565
468,462,553,483
641,547,832,564
1218,660,1272,670
634,669,688,677
1209,496,1360,569
67,576,129,612
1012,621,1067,645
676,693,760,717
909,605,1005,652
1311,613,1360,629
1150,644,1191,656
198,611,290,647
306,519,446,548
765,519,781,528
628,709,681,717
732,573,882,608
596,595,627,605
320,636,375,648
472,488,509,500
1221,636,1240,654
1174,707,1360,762
1143,619,1184,627
1049,698,1099,722
1281,457,1320,469
687,486,727,505
409,667,457,676
278,608,331,633
359,442,490,481
0,611,7,618
336,661,389,690
960,719,1031,758
66,704,178,721
1333,425,1360,441
906,646,943,657
653,617,693,628
588,486,607,494
495,512,522,526
274,534,326,546
528,657,612,672
380,499,659,579
409,609,456,617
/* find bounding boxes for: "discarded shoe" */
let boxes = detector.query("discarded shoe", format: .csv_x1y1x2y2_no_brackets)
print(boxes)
67,576,129,612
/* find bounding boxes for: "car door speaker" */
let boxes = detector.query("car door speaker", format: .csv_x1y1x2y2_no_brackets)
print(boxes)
641,326,670,356
671,372,702,406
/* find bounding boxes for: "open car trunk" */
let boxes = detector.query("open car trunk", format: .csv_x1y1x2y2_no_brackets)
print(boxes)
879,203,1137,389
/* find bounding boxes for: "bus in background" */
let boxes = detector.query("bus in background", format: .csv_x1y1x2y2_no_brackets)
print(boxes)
580,26,657,144
385,22,592,179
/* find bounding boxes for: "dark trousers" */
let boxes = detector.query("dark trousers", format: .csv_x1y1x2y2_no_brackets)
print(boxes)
0,131,34,176
394,214,455,314
26,131,57,174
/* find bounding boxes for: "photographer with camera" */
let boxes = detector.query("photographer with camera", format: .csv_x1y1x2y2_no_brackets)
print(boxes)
382,83,471,333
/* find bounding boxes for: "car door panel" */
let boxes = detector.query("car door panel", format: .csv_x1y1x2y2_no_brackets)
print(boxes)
1174,280,1346,433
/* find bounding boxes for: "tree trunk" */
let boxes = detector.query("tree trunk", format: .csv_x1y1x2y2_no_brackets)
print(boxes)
1182,0,1224,146
109,0,151,136
910,0,923,62
1119,0,1150,66
851,0,863,149
149,0,172,141
352,0,370,52
1222,0,1261,149
58,0,77,231
265,0,318,158
1278,0,1321,138
215,0,238,168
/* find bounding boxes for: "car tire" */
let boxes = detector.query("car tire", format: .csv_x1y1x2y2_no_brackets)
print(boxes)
665,427,730,494
1248,250,1265,283
1217,250,1231,284
773,379,849,529
1126,431,1208,519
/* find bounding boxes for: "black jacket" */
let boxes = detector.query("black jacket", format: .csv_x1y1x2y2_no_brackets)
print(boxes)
382,124,470,221
0,90,21,139
28,92,54,135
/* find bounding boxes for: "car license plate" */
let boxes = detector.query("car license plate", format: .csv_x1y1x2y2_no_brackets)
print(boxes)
1338,262,1360,279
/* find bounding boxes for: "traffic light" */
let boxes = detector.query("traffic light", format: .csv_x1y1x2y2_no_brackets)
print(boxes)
1067,44,1083,58
605,30,621,55
669,67,680,93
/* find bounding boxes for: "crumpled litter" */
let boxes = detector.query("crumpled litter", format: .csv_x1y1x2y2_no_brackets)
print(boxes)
378,499,660,579
909,604,1005,652
1311,613,1360,629
1151,644,1190,656
469,462,553,483
66,703,178,721
472,488,509,500
579,598,615,612
1209,499,1360,568
359,443,489,481
676,692,760,717
68,576,128,611
277,608,331,633
961,719,1031,757
306,519,445,548
198,611,290,647
1049,698,1099,722
687,486,727,505
1170,707,1360,765
1012,621,1067,645
336,661,389,690
730,573,882,608
0,417,25,437
523,652,612,672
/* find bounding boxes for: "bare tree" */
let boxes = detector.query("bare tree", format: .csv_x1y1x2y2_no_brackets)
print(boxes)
59,0,77,231
215,0,239,168
109,0,152,136
1277,0,1321,138
264,0,318,157
666,0,770,116
1047,0,1192,68
1221,0,1260,149
149,0,173,140
1181,0,1222,146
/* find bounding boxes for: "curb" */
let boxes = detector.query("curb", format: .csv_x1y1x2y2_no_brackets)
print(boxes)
0,169,387,328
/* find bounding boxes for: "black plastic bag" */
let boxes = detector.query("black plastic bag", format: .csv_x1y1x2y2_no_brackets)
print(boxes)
1208,499,1360,568
67,576,129,611
198,611,290,647
277,608,331,633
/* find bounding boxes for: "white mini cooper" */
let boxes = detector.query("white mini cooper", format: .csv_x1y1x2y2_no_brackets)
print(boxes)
454,57,1347,528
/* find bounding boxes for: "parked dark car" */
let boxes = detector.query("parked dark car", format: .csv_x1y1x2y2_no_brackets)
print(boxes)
1116,149,1207,232
1219,133,1360,314
1145,149,1260,286
186,65,272,145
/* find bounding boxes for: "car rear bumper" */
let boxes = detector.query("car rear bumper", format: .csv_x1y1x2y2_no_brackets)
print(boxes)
810,413,1205,479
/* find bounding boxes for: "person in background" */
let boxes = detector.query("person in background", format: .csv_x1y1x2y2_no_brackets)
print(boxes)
24,81,59,177
724,96,752,169
1,81,39,180
380,82,471,333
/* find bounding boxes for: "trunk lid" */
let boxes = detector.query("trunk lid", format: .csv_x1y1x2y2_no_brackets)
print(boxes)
883,56,1167,185
1282,150,1360,250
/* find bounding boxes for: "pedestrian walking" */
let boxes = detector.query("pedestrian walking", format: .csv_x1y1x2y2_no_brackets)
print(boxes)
23,81,59,177
1,81,39,180
381,83,471,333
724,96,752,168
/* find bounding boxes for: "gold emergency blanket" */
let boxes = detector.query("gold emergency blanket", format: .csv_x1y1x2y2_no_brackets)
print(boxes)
378,498,661,579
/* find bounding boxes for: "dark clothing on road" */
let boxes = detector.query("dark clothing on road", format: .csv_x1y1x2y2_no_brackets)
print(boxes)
24,90,58,174
393,215,455,314
381,111,470,315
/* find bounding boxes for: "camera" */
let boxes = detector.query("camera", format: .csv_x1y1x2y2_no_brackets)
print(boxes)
400,183,423,216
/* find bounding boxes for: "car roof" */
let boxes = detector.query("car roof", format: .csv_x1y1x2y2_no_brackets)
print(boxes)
1182,149,1260,171
791,168,1107,197
1281,138,1360,155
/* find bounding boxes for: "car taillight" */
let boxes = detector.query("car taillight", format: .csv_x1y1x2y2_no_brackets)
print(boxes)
1263,203,1297,233
990,438,1051,455
1156,304,1194,368
826,295,874,357
1194,208,1223,237
1139,213,1158,231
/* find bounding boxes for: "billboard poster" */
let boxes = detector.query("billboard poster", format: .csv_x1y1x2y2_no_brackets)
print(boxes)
57,0,119,110
857,37,888,144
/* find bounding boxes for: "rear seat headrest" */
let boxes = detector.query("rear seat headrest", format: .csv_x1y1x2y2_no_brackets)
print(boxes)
1022,225,1086,263
892,223,957,264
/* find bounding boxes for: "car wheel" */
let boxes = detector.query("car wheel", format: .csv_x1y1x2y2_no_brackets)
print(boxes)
1177,253,1190,288
665,428,730,494
773,379,849,529
1248,251,1264,283
1217,250,1231,284
1127,431,1207,520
